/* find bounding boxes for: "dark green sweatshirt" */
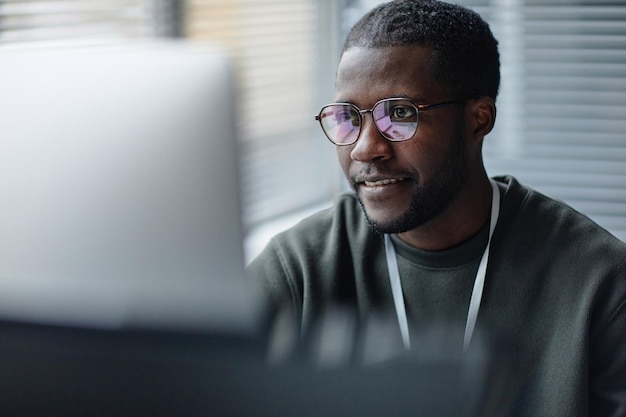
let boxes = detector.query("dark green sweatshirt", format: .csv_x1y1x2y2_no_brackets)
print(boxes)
248,176,626,417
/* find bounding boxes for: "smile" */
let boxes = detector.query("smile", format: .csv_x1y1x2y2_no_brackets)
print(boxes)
363,178,406,187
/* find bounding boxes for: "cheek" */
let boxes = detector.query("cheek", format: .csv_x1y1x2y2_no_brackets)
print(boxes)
396,139,433,167
398,135,454,181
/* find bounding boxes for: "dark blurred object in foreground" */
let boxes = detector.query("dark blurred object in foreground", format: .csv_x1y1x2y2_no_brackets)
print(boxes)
0,316,515,417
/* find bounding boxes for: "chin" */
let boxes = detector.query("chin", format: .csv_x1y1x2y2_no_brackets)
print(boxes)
358,199,415,235
368,215,421,235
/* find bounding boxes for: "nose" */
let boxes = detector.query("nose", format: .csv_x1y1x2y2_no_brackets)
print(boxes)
349,112,393,162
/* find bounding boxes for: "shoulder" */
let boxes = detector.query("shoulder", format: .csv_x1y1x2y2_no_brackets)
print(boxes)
247,192,381,283
492,174,626,304
495,175,626,255
262,193,377,263
491,175,626,320
247,193,385,325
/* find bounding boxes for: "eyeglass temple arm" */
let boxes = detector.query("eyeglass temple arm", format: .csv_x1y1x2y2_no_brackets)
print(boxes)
419,96,483,111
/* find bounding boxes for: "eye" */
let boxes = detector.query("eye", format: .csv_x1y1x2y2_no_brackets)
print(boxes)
335,110,350,123
390,105,416,122
336,109,358,125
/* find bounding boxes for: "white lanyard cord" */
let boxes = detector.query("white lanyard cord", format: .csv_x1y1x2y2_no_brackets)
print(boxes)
384,179,501,351
385,232,411,349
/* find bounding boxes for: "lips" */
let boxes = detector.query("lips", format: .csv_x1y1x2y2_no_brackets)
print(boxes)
363,178,406,187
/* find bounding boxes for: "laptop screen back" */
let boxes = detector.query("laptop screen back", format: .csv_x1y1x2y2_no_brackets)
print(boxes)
0,43,258,332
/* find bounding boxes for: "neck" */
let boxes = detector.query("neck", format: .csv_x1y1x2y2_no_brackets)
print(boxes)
396,173,493,251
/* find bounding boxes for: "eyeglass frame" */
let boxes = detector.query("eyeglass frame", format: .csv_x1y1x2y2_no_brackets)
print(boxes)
314,96,478,146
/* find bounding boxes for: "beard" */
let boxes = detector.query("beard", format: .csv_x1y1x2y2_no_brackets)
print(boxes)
356,119,469,235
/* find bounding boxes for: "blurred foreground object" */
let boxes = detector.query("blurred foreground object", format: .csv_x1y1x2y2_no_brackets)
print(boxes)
0,43,257,331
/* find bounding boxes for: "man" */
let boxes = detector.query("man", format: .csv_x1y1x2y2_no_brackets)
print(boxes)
248,0,626,415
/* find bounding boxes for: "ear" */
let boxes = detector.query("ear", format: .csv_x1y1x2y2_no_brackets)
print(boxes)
467,96,496,141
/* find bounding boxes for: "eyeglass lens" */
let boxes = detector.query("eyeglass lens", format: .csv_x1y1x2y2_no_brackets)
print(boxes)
318,99,418,145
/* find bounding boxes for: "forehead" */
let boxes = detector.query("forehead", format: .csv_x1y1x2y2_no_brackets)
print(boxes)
335,45,443,103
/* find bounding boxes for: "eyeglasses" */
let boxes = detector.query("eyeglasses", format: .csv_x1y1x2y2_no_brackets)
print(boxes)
315,97,471,146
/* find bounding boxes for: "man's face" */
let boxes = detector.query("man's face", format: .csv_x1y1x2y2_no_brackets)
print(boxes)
334,45,470,234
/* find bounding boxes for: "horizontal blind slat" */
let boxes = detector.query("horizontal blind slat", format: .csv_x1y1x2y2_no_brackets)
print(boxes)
0,0,148,44
186,0,330,226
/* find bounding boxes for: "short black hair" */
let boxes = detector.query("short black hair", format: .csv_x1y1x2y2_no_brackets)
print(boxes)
343,0,500,100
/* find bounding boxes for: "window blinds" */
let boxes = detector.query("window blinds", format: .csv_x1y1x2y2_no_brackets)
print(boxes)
0,0,149,45
459,0,626,242
187,0,336,229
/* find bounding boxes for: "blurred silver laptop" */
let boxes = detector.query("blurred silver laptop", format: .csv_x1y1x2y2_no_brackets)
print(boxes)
0,43,259,333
